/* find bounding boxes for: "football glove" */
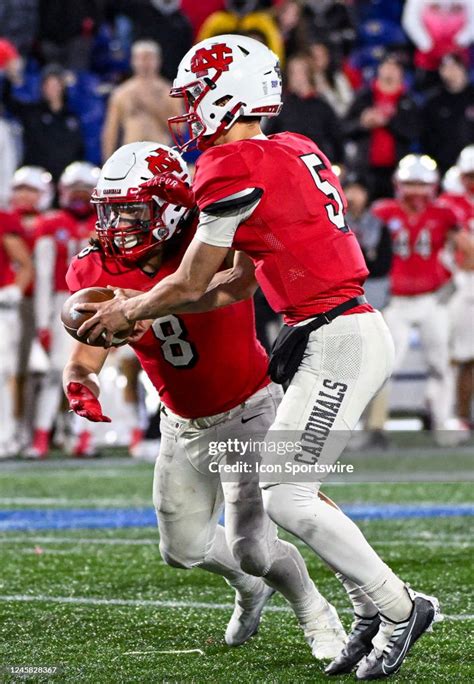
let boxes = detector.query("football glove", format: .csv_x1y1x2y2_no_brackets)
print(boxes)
66,382,111,423
138,173,196,208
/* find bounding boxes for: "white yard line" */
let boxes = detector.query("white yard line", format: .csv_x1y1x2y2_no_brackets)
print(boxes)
0,497,151,506
0,534,471,547
0,594,470,622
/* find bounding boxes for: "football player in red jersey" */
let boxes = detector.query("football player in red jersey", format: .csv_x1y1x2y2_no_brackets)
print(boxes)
0,212,33,458
25,162,100,458
63,141,349,660
77,37,440,679
373,154,464,439
9,166,54,447
439,145,474,428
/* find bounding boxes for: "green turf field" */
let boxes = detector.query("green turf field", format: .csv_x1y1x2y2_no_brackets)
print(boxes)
0,449,472,683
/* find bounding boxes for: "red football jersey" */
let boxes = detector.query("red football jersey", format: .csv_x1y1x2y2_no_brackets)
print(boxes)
66,226,270,419
0,211,23,288
439,192,474,268
372,199,456,296
35,210,96,293
193,132,371,324
13,210,43,297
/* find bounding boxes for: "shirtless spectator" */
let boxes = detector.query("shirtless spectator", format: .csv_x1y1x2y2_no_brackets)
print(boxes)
101,40,180,161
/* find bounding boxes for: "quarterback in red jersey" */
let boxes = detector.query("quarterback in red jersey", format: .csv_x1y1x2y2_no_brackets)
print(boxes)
439,145,474,427
26,162,100,458
373,154,461,435
0,212,33,458
78,37,440,679
63,141,348,660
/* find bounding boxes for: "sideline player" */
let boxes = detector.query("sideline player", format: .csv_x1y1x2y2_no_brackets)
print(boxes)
439,145,474,428
0,211,33,457
373,154,462,438
9,166,54,446
63,141,348,659
77,37,441,680
26,162,100,458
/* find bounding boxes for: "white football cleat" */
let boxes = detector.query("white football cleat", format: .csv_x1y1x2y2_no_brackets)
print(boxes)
225,581,275,646
304,601,348,660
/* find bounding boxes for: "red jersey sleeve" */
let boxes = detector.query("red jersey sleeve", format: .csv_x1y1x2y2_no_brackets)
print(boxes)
371,199,398,223
66,247,103,293
193,142,265,211
0,210,23,238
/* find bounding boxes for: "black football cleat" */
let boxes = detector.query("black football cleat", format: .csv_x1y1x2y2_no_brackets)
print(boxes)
325,613,381,675
355,592,441,680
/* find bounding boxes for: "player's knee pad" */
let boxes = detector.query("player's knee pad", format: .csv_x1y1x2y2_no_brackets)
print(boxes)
229,537,272,577
159,540,200,570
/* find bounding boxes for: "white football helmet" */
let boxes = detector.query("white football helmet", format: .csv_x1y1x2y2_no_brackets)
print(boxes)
169,34,282,151
394,155,439,208
394,154,440,185
11,166,54,211
92,141,190,261
457,145,474,175
59,161,101,216
442,166,463,195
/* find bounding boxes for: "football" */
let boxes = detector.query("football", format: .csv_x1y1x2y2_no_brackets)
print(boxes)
61,287,134,348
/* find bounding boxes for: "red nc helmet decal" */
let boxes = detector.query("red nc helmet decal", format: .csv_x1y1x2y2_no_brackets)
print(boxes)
191,44,233,77
145,148,182,176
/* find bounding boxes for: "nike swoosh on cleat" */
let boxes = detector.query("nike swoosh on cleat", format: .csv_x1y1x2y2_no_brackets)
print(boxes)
241,413,265,424
382,620,415,675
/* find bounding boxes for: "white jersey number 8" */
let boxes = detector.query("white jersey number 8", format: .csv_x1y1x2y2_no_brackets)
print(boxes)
152,315,197,368
300,153,347,231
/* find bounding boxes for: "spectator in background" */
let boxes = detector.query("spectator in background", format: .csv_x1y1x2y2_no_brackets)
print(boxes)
101,40,180,161
344,54,420,199
2,64,84,183
343,173,392,311
38,0,103,71
266,53,343,163
116,0,193,82
275,0,310,59
180,0,224,37
421,54,474,175
402,0,474,89
0,40,22,208
309,40,353,117
303,0,356,57
0,0,39,57
197,0,285,63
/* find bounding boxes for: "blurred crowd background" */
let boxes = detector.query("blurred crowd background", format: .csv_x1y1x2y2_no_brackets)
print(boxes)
0,0,473,459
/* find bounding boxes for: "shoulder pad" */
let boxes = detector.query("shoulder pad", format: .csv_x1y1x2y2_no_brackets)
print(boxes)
194,143,264,211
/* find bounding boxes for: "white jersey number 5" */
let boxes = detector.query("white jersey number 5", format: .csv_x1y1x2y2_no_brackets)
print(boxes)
300,153,347,231
152,315,197,368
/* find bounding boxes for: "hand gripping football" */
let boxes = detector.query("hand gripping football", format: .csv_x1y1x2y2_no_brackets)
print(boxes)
61,287,134,348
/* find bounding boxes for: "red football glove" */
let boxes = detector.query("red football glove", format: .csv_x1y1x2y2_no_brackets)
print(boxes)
138,173,196,208
66,382,111,423
37,328,52,353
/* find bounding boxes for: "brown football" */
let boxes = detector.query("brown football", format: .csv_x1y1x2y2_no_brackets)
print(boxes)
61,287,134,348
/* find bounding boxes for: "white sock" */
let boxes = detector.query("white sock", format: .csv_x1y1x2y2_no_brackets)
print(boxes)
335,572,378,618
263,483,411,619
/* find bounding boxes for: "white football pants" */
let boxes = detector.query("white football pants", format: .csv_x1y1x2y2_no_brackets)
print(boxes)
384,292,452,428
154,383,328,614
261,312,412,621
0,307,20,445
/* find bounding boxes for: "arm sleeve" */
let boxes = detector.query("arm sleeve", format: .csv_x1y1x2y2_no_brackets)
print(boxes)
195,191,262,248
34,236,56,329
402,0,432,51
